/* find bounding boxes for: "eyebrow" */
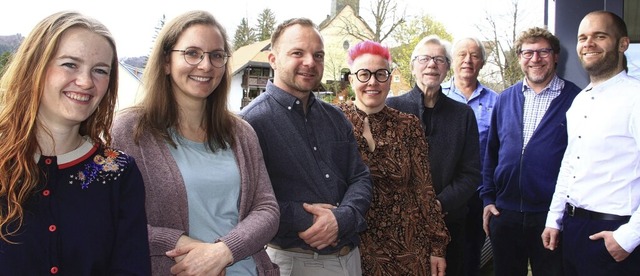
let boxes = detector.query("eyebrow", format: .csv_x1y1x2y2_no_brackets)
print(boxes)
57,55,111,68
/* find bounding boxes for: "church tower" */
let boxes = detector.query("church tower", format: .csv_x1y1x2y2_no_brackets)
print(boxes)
331,0,360,17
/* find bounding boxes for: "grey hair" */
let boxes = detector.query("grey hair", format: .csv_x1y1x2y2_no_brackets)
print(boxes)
410,35,452,65
452,37,487,64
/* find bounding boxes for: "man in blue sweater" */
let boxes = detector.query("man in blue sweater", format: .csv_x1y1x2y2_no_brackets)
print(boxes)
480,27,581,276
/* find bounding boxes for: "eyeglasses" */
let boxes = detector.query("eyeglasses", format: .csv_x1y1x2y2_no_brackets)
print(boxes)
351,69,391,83
413,55,449,65
519,48,553,59
171,47,230,68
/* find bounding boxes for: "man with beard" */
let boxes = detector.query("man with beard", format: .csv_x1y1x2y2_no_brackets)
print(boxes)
481,27,581,276
240,18,372,276
542,11,640,275
386,35,481,276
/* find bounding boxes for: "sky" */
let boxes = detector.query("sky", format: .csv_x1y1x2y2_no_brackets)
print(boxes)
0,0,545,58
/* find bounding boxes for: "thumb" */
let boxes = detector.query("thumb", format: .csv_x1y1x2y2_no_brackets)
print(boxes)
166,244,191,257
589,231,604,241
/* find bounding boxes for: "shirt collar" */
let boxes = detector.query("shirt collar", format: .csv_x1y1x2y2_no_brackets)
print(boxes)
522,75,565,94
266,81,317,111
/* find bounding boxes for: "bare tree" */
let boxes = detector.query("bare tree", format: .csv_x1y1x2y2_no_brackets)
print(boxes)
339,0,406,43
476,0,525,91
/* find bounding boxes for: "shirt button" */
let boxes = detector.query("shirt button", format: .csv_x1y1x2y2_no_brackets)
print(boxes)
577,156,580,159
295,100,300,104
42,190,50,196
50,266,59,274
313,147,317,151
49,225,57,232
325,174,330,179
45,158,52,165
287,106,292,110
578,136,581,139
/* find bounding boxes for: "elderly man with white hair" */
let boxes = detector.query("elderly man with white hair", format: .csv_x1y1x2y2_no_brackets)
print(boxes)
386,35,481,276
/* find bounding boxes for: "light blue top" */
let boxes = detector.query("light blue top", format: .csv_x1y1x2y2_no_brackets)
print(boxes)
168,130,257,275
442,77,499,187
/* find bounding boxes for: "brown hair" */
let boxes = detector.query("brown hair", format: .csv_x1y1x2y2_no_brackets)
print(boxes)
514,27,561,55
0,11,118,243
132,10,235,151
270,17,317,52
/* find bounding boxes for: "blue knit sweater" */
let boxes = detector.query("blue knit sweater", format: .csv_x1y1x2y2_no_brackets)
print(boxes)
480,79,581,212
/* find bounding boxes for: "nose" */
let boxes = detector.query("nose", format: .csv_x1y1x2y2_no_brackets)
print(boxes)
197,54,214,70
75,70,95,90
463,54,472,63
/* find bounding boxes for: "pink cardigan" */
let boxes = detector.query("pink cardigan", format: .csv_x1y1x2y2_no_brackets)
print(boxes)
112,109,280,275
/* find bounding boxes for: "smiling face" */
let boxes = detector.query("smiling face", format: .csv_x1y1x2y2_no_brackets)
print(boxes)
165,24,226,105
269,24,324,96
576,13,629,81
452,39,484,81
350,53,391,114
518,39,558,90
39,27,113,131
412,42,449,92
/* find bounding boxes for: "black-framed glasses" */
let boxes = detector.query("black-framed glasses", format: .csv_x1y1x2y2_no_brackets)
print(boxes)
519,48,553,59
413,55,449,65
351,69,391,83
171,47,230,68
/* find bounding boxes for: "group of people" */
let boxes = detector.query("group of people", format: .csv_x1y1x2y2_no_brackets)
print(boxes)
0,8,637,276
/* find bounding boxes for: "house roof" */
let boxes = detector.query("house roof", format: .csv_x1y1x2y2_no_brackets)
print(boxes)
230,39,271,75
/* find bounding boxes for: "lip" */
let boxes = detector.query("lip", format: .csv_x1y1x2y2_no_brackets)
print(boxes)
189,75,212,82
64,91,92,103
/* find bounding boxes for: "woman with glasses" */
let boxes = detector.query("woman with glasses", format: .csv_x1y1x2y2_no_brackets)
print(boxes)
111,10,279,276
337,40,450,276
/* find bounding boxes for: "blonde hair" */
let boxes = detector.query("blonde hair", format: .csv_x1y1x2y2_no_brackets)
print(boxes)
0,11,118,243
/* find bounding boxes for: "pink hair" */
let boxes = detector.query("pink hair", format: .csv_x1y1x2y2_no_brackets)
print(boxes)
347,40,392,65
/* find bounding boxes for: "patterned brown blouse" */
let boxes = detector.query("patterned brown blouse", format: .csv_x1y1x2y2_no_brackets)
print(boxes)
338,103,450,275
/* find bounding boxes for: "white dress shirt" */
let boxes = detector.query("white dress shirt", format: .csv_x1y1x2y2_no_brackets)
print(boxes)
545,71,640,253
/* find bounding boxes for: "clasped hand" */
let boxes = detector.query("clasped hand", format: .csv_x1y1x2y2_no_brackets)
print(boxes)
298,203,339,250
166,235,231,276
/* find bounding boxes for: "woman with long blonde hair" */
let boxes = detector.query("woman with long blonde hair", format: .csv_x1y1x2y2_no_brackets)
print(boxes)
0,11,150,275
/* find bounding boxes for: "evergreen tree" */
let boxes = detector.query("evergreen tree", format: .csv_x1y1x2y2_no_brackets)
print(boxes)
255,9,277,41
233,18,256,50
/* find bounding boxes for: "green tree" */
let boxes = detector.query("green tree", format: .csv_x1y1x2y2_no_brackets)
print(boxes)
0,51,12,77
390,15,453,87
255,8,276,41
233,18,256,50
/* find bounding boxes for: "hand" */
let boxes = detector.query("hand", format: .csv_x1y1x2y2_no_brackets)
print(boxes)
541,227,560,251
298,203,339,250
166,240,233,276
172,235,201,263
482,204,500,236
590,231,630,262
429,256,446,276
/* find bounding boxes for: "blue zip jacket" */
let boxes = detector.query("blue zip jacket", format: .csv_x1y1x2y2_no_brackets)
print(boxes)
480,79,581,212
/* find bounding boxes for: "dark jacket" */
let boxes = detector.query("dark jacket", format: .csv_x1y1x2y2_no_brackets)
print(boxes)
480,79,581,213
387,86,481,221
